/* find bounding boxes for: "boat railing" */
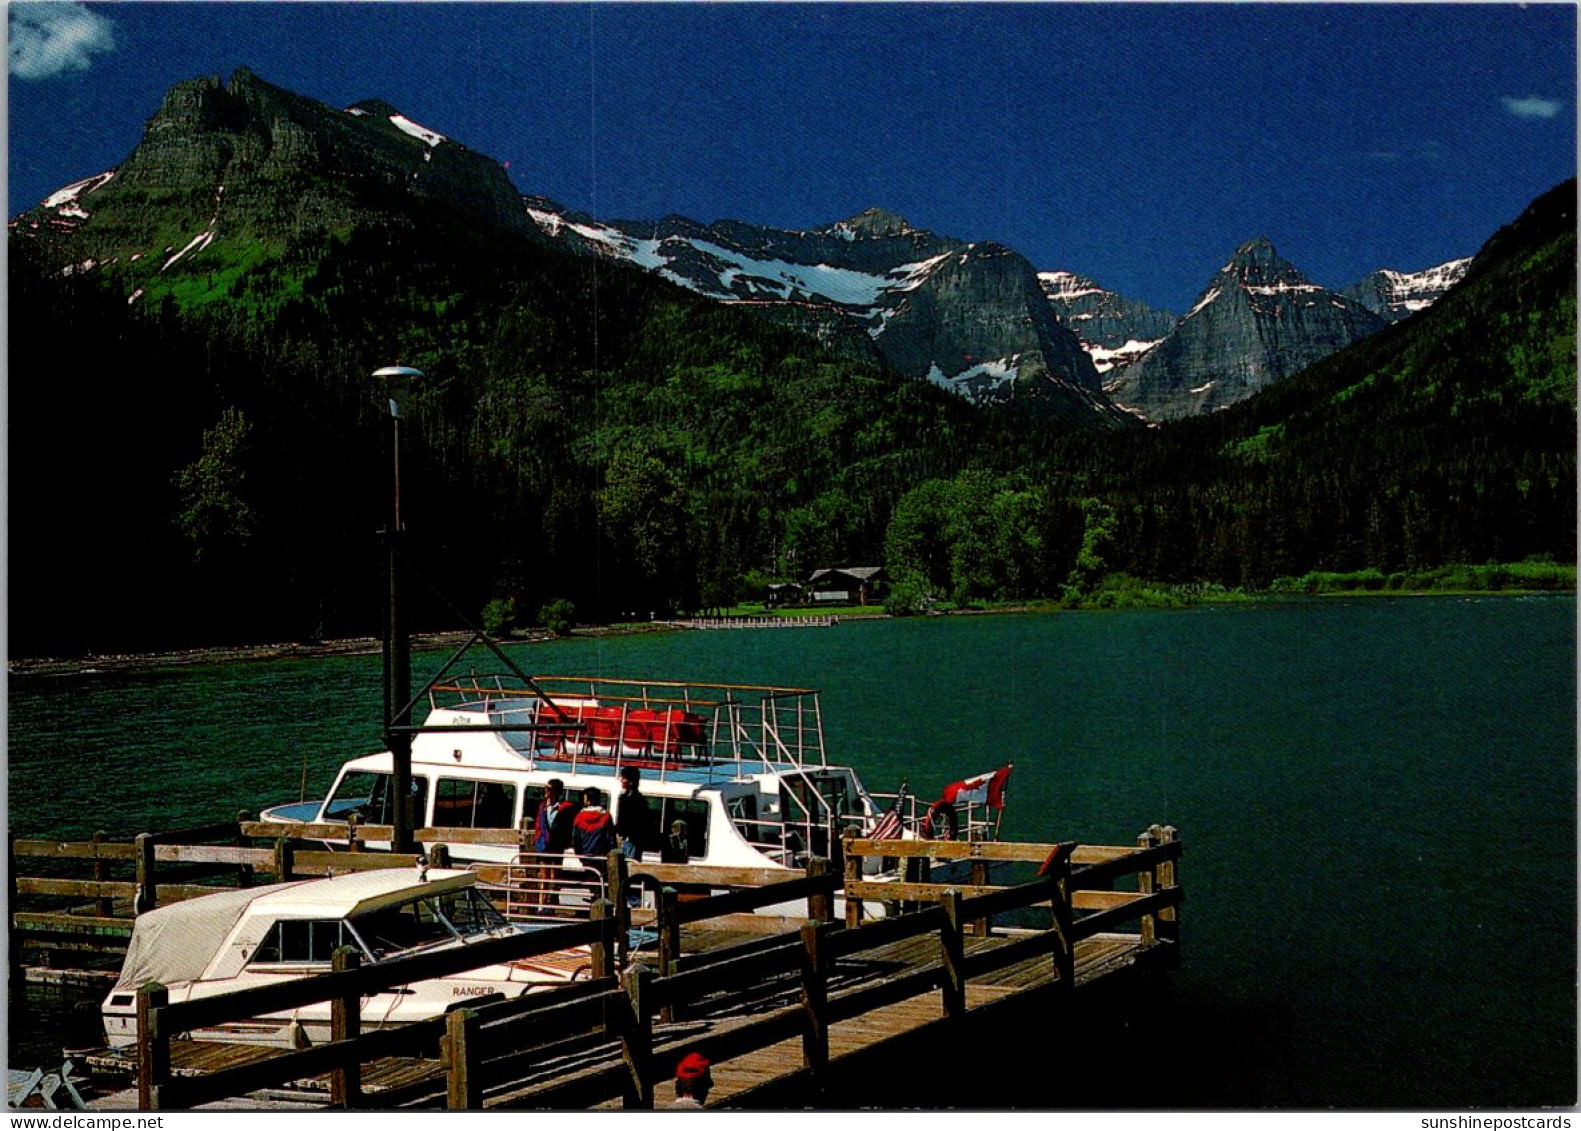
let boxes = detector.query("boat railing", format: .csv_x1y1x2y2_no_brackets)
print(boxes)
487,854,609,924
732,811,869,869
419,674,832,782
867,789,1000,843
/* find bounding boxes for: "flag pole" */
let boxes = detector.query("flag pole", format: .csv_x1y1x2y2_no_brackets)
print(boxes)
992,763,1013,841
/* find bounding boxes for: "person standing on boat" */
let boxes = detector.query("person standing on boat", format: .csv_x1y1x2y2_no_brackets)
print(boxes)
615,766,653,862
662,819,690,864
531,779,576,911
533,779,577,854
573,787,615,874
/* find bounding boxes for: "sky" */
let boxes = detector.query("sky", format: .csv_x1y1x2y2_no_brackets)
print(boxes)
7,2,1576,313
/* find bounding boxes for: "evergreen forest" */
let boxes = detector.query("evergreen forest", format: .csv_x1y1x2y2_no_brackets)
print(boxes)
9,181,1575,657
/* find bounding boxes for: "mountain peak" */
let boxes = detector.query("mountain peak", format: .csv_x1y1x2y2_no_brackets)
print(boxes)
1218,235,1314,290
824,207,916,239
1229,236,1282,266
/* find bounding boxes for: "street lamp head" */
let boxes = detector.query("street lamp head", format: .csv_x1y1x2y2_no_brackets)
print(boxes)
373,365,424,419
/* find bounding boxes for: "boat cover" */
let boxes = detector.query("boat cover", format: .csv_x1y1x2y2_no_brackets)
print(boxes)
113,880,301,993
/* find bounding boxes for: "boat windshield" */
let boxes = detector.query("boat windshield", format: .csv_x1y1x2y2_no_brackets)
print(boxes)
348,888,507,960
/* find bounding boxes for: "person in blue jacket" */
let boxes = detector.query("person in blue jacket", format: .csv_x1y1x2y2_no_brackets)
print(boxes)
573,786,615,873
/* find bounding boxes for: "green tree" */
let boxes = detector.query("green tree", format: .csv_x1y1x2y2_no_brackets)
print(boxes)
1064,497,1116,599
173,406,257,566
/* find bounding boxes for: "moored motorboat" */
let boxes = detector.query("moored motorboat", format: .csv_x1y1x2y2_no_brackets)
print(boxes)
101,868,582,1049
259,673,1010,913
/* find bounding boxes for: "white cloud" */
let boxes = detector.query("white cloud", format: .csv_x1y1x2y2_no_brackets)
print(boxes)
1502,95,1563,120
9,3,115,81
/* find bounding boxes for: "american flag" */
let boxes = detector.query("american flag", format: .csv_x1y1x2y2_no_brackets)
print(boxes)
870,781,909,841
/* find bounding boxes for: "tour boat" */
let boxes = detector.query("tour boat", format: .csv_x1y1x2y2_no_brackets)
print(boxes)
259,673,1003,911
101,868,584,1049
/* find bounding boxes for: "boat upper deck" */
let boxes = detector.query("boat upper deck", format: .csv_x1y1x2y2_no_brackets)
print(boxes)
412,674,840,786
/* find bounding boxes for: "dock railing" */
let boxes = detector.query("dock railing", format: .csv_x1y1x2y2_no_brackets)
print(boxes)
131,854,841,1110
40,822,1180,1110
10,817,269,974
410,828,1180,1109
135,897,624,1110
841,824,1182,942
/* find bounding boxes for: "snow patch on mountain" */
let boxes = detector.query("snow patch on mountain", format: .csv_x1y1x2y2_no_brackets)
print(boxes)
1344,257,1473,319
389,114,446,147
1084,338,1163,374
162,228,216,272
1037,271,1105,302
1185,288,1221,319
925,357,1019,401
1246,281,1323,296
527,203,954,314
43,171,114,210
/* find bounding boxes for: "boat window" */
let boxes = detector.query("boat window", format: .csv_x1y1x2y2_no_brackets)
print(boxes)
350,897,455,960
432,887,508,938
656,798,709,861
727,794,780,848
248,919,362,967
323,770,429,828
434,778,518,830
782,773,853,823
522,784,548,831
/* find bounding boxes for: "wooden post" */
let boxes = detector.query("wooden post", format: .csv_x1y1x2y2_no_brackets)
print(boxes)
609,848,630,970
135,833,157,914
7,833,21,985
940,889,966,1019
1136,828,1159,944
806,855,832,923
619,964,654,1109
1048,856,1075,996
233,813,255,889
800,919,832,1095
590,899,615,980
442,1006,482,1109
347,813,362,853
657,887,680,1024
91,831,115,917
843,837,863,929
1156,825,1180,943
136,982,169,1111
971,858,990,937
273,837,295,883
330,946,363,1108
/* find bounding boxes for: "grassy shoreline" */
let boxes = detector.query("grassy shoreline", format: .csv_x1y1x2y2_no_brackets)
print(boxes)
11,564,1571,678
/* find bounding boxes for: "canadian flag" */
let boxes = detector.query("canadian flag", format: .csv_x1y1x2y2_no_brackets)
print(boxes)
940,765,1012,810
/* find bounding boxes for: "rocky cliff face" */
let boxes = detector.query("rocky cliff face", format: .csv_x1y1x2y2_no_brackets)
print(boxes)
524,200,1128,425
1340,258,1473,323
13,68,533,274
1038,271,1178,384
1107,237,1385,421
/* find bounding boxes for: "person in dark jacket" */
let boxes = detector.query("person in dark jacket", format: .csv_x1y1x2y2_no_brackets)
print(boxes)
615,766,653,862
573,786,615,872
530,779,577,910
533,778,576,853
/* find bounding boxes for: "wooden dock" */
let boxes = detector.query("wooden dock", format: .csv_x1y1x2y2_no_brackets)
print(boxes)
11,821,1182,1110
668,615,839,630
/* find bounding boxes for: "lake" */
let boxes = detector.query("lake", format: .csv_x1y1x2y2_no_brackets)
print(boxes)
8,596,1575,1106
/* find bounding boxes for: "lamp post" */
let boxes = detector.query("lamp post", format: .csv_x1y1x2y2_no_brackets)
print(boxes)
374,365,423,855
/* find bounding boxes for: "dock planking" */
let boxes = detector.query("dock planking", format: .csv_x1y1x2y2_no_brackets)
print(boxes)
92,924,1169,1110
24,823,1181,1110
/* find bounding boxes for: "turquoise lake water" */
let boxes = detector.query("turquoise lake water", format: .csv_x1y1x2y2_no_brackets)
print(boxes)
7,596,1575,1106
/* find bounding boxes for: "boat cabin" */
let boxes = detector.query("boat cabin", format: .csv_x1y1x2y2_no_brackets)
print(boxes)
265,676,883,871
101,869,567,1048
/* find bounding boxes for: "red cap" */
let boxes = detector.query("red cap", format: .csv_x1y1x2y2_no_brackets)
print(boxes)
676,1052,711,1081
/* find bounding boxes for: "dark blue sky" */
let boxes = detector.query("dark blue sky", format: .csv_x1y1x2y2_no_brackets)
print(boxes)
9,3,1576,311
